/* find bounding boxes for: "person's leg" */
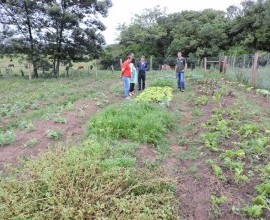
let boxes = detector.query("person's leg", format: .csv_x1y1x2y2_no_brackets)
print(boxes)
180,72,185,91
176,72,181,90
130,83,135,92
138,72,142,91
129,83,135,96
142,73,146,90
123,76,130,98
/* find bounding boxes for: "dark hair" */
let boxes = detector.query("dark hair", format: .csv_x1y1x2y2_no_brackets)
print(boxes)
124,55,132,61
131,58,135,63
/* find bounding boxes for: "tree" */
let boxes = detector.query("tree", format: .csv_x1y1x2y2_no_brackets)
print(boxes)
168,9,231,58
0,0,112,77
0,0,44,77
229,0,270,52
117,6,168,58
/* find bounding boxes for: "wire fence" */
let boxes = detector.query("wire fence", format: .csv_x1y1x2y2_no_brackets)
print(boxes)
148,53,270,90
1,53,270,91
0,60,99,79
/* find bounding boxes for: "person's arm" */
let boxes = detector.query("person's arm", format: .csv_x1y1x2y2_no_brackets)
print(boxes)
184,59,187,71
121,62,125,77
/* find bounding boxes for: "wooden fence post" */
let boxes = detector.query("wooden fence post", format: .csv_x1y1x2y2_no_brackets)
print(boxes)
252,52,259,88
222,56,227,73
204,57,207,73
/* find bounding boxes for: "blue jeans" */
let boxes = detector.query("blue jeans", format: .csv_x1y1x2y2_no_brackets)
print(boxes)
122,76,130,97
176,72,185,90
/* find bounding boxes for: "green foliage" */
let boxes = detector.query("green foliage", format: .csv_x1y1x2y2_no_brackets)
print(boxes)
0,138,177,219
45,129,63,140
242,205,264,218
18,120,35,131
188,72,204,84
151,79,174,88
206,159,224,180
210,196,226,218
201,132,220,152
135,86,173,104
210,196,226,206
220,149,245,159
195,95,208,106
238,123,260,138
53,116,67,124
24,138,38,148
88,102,174,145
0,130,15,146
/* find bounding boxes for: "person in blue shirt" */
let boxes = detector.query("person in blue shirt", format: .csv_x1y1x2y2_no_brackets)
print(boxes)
137,56,148,91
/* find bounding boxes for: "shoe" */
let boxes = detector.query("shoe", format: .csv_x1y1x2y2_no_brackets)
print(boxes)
181,90,185,92
129,92,133,96
131,92,135,95
125,97,131,99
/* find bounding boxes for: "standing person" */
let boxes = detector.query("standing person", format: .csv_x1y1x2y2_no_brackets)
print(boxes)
137,56,148,91
121,56,132,99
129,58,137,96
175,51,187,92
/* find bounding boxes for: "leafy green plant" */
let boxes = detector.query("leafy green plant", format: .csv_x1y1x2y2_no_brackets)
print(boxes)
135,86,173,103
238,123,260,138
211,196,226,206
210,196,226,218
24,138,38,148
242,205,264,218
201,132,220,152
220,149,245,159
195,95,208,106
18,120,36,131
45,129,63,140
206,159,225,180
53,116,67,124
0,130,15,146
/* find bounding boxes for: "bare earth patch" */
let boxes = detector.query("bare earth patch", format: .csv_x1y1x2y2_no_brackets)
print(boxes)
0,99,99,171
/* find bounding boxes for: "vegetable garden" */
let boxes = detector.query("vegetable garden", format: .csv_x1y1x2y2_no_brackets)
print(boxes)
0,68,269,219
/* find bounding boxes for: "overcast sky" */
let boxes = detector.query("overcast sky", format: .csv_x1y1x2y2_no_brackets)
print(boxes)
101,0,243,45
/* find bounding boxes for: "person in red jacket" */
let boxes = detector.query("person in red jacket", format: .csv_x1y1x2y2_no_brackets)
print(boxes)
121,55,132,99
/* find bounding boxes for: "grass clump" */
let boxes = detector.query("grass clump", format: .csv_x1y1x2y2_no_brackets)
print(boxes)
45,129,63,140
87,102,174,145
0,130,15,146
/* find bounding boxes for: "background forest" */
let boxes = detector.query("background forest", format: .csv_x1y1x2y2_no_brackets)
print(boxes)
0,0,270,74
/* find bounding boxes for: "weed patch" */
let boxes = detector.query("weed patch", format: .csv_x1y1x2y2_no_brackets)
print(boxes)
88,102,174,146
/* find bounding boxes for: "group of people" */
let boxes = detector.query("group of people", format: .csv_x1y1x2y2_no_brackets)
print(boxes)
120,54,148,99
120,51,187,99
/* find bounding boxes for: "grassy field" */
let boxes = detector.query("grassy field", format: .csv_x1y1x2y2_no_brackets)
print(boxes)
0,68,270,219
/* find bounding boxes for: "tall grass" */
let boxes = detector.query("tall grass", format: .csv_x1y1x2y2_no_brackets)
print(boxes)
87,101,175,146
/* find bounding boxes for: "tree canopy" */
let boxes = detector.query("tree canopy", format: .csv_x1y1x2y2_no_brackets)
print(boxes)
103,0,270,68
0,0,112,77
